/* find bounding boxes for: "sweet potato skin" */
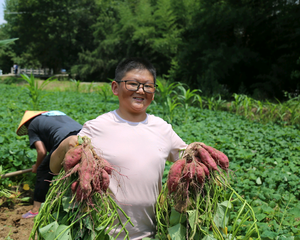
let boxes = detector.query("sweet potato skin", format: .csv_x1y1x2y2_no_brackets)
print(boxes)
63,145,82,172
196,147,219,172
100,169,110,192
77,147,95,199
71,180,79,194
182,162,197,181
200,144,229,171
167,159,186,194
195,165,205,185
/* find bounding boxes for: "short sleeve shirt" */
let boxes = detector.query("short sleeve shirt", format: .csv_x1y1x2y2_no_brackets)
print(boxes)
28,115,82,152
79,110,187,239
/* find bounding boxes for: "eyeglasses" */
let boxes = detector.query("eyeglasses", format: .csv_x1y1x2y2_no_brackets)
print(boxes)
117,80,157,93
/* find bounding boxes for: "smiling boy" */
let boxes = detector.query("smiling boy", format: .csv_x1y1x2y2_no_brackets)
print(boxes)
50,57,187,239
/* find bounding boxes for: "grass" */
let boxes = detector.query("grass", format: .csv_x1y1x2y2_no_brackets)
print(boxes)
0,75,106,93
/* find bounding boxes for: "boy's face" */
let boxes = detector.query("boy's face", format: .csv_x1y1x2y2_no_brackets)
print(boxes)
112,69,155,118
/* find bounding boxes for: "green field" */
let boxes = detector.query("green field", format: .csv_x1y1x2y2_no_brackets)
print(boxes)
1,83,300,239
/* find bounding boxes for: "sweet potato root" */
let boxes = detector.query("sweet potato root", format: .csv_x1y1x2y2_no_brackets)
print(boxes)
63,145,83,172
196,147,220,172
200,143,229,171
167,159,186,194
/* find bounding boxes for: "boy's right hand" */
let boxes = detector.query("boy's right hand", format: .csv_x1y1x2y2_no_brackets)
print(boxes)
50,135,78,174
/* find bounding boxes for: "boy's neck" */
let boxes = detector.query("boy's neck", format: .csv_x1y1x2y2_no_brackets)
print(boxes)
116,109,147,122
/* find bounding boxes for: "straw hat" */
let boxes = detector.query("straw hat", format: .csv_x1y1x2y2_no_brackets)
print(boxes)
16,110,48,136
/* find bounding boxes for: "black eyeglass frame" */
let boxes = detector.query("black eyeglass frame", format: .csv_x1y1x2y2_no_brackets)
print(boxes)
116,80,158,93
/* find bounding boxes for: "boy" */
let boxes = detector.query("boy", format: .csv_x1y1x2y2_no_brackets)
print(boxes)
50,57,187,239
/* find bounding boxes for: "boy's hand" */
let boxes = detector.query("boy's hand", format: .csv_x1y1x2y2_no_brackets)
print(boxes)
50,135,78,173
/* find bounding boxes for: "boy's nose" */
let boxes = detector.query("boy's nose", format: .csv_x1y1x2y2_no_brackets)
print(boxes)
136,84,145,93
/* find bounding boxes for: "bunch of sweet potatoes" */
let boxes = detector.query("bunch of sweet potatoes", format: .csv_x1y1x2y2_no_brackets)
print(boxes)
167,142,229,195
62,136,113,202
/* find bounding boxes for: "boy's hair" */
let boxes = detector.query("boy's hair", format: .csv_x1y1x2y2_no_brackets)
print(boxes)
115,57,156,83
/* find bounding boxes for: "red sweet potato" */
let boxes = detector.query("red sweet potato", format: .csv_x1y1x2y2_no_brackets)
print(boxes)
71,180,79,194
200,144,229,171
76,184,90,201
194,158,210,178
63,145,83,172
167,159,186,194
196,147,220,172
92,174,101,193
64,136,116,203
195,165,205,185
99,158,113,175
78,147,95,199
100,169,110,192
91,169,110,194
182,161,197,181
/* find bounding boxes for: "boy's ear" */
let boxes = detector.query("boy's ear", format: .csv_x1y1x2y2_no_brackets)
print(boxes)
111,81,119,96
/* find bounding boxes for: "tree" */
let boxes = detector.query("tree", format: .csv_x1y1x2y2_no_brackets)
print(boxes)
172,0,300,99
0,24,18,73
4,0,98,73
71,0,192,81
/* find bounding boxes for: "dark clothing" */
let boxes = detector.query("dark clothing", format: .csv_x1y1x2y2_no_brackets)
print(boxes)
28,115,82,152
28,114,82,202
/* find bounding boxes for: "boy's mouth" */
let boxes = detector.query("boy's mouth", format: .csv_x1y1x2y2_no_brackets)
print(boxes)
133,97,144,101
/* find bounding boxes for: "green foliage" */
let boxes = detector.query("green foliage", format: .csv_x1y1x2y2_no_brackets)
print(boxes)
171,0,300,99
1,0,299,100
153,78,181,123
291,57,300,79
225,93,300,127
0,38,18,47
4,0,97,72
69,79,81,92
0,76,25,85
156,181,260,239
1,84,300,238
20,74,57,110
72,0,187,81
30,171,133,240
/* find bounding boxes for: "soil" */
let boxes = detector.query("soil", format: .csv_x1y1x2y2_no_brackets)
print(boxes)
0,204,35,240
0,189,36,240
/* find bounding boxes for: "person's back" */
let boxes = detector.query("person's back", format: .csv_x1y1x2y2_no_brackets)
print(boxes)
28,114,82,152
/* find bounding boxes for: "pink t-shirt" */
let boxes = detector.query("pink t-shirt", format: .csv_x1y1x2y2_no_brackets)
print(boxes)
79,110,187,239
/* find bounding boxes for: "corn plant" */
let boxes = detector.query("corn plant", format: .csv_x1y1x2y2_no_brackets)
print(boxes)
20,73,56,110
70,79,81,92
154,78,181,105
203,95,226,111
163,95,180,124
283,94,300,125
198,95,204,109
265,100,278,122
154,78,182,123
97,83,114,103
177,84,201,122
253,100,264,121
87,81,95,93
231,93,244,114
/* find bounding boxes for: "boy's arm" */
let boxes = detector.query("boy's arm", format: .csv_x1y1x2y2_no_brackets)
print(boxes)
50,135,78,173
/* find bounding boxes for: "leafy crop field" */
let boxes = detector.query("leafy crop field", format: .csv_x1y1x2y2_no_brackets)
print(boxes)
1,83,300,239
